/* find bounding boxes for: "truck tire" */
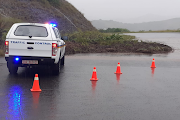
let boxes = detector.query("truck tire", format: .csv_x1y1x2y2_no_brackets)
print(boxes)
61,55,65,66
53,58,61,75
7,62,18,74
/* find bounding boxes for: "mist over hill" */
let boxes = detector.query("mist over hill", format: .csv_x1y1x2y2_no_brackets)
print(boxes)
115,14,177,23
0,0,96,33
91,18,180,31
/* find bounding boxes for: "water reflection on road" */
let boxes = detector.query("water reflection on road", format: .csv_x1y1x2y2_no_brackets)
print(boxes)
8,85,25,120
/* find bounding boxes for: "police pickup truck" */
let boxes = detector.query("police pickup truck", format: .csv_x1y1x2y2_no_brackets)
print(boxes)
5,23,66,74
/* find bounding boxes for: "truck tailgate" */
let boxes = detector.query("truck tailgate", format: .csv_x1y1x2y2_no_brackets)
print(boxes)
9,39,52,57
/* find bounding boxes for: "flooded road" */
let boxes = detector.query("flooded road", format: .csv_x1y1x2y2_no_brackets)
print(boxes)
1,33,180,120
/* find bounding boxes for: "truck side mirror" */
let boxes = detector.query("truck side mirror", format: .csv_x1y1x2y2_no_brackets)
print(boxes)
61,36,68,40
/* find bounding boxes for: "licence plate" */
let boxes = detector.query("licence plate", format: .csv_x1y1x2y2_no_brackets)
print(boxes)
22,60,38,64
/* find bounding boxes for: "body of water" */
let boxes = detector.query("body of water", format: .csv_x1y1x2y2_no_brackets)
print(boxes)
125,32,180,59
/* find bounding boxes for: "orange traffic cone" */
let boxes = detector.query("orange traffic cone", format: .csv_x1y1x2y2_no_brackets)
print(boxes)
30,74,42,92
90,67,98,81
150,58,156,68
114,62,122,74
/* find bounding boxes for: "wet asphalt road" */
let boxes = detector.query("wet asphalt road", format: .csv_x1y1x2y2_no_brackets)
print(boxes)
1,33,180,120
1,53,180,120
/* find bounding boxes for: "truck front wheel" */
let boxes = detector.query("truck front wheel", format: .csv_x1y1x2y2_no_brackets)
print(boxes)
7,62,18,74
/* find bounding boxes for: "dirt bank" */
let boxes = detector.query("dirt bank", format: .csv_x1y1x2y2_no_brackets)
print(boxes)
65,41,173,55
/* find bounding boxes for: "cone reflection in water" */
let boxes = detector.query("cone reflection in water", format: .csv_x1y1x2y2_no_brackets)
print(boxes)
91,81,97,94
116,74,121,84
151,58,156,68
114,62,122,74
32,92,41,109
151,68,155,77
90,67,98,81
30,74,42,92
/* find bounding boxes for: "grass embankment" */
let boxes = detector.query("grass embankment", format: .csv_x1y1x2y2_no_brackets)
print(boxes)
65,31,172,55
130,29,180,33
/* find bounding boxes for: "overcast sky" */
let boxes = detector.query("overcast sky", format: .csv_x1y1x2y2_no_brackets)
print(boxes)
66,0,180,23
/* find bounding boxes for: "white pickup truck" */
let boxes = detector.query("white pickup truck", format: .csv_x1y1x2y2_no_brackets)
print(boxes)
5,23,67,74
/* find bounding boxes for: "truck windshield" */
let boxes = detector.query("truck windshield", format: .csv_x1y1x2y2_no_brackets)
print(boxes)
14,25,48,37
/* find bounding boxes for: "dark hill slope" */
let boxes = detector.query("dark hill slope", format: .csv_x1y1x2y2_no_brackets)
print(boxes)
0,0,96,33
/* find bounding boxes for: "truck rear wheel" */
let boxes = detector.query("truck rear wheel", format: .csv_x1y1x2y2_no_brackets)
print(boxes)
61,55,65,66
53,58,61,75
7,63,18,74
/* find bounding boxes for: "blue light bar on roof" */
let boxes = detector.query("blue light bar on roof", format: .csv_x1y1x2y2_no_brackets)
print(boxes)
50,23,57,27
